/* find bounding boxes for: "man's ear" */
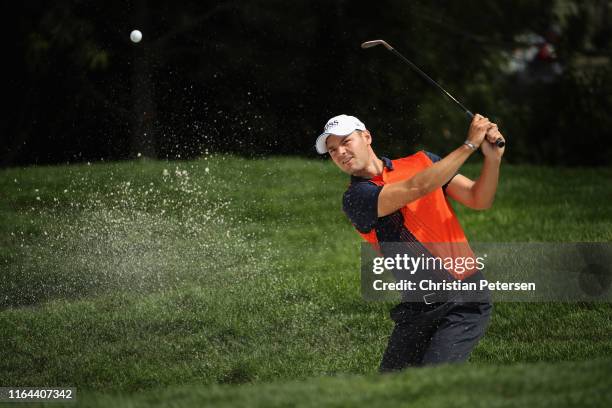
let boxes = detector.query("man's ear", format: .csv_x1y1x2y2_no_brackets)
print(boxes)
362,130,372,144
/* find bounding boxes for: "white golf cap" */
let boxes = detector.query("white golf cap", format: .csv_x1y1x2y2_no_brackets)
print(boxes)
315,114,366,154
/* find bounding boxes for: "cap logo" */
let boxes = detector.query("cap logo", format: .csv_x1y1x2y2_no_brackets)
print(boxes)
324,120,339,131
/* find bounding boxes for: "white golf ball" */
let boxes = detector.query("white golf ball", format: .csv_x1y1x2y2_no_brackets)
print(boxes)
130,30,142,43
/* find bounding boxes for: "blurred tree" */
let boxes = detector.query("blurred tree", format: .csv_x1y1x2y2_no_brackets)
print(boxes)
130,0,157,158
3,0,610,166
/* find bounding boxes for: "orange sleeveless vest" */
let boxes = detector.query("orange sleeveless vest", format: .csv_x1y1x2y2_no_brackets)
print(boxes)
356,151,476,279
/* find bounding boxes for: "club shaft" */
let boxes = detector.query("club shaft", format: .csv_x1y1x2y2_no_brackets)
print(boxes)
372,42,505,148
389,48,473,119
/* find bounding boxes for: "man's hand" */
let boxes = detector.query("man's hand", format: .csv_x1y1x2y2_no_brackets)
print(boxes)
481,124,506,160
446,118,504,211
466,114,493,147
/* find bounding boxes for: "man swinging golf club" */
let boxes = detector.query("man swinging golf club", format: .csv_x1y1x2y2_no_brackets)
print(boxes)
316,113,505,371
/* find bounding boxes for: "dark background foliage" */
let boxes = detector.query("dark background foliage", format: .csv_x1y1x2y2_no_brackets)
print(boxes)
4,0,611,166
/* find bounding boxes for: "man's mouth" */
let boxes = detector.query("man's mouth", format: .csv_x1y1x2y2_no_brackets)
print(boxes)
342,157,352,165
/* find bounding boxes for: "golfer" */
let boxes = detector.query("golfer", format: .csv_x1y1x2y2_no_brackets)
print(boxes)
316,113,505,371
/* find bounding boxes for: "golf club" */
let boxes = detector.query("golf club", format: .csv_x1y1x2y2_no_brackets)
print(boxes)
361,39,505,148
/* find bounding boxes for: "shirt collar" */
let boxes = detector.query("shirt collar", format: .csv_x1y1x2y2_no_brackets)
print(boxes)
350,156,393,183
381,156,394,170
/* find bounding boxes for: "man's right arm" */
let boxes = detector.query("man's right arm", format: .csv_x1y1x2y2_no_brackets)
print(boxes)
377,114,492,217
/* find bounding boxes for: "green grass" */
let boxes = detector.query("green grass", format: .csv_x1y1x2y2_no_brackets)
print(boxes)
24,358,612,408
1,155,611,406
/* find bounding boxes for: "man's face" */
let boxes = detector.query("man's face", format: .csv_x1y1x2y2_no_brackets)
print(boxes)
326,130,372,175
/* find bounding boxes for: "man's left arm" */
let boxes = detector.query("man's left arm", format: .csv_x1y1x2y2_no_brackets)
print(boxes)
446,124,506,210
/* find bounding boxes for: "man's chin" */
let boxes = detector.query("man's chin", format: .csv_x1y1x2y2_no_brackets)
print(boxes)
338,166,355,176
335,159,360,175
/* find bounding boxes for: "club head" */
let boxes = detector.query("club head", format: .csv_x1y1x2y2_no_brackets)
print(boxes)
361,40,393,51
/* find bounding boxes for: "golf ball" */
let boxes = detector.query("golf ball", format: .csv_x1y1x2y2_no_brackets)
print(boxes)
130,30,142,43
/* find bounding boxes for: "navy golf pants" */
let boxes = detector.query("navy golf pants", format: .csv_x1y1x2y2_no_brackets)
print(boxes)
379,300,493,372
